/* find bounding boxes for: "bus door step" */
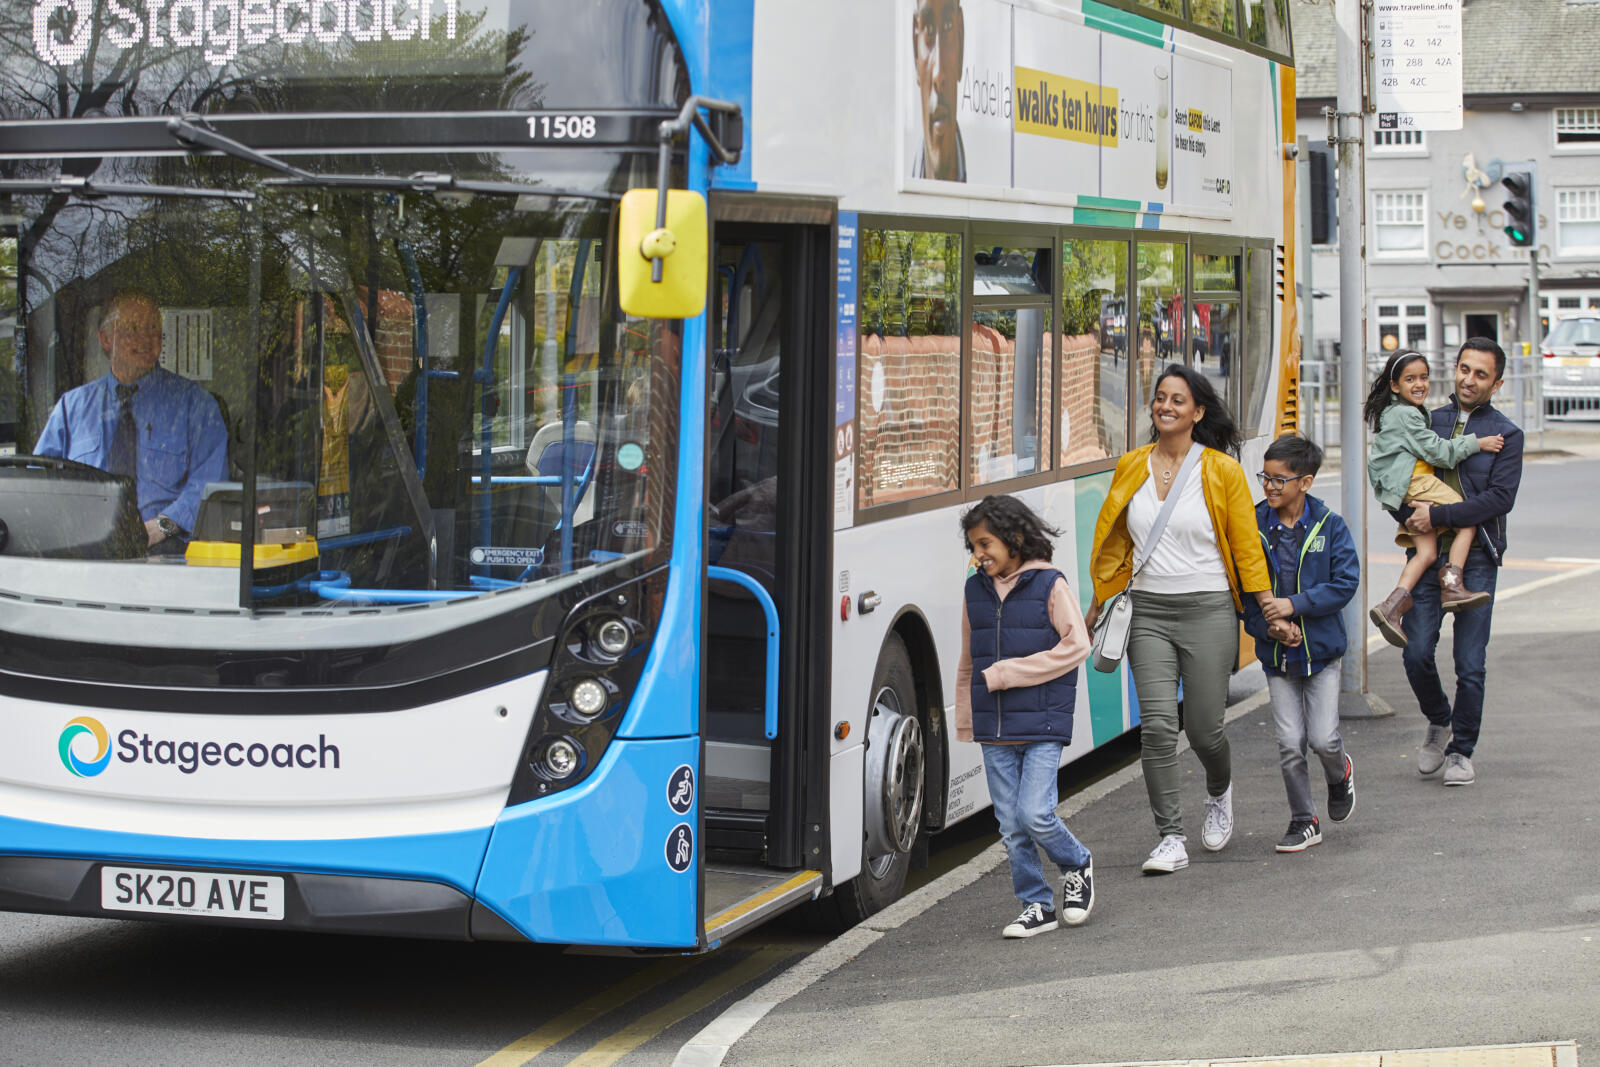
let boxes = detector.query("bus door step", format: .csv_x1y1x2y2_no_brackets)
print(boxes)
703,865,822,946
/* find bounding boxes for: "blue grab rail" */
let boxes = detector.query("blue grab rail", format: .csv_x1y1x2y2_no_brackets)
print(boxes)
706,566,779,741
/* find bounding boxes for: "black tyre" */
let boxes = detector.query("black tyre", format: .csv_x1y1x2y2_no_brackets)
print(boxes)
803,633,926,932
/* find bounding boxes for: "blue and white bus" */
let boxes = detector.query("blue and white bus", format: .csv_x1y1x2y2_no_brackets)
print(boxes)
0,0,1298,950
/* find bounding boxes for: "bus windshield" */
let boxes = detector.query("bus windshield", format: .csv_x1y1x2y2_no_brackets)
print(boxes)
0,0,689,615
0,152,682,613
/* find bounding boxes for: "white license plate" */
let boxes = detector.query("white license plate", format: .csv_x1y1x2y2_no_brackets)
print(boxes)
101,866,285,921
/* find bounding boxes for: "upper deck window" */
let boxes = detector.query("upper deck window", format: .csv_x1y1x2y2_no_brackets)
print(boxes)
6,0,684,122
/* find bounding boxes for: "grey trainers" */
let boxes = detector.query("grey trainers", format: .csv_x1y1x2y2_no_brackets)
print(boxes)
1442,752,1475,786
1417,723,1452,775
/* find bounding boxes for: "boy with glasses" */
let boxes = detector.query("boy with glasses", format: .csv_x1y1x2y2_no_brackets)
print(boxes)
1241,434,1361,852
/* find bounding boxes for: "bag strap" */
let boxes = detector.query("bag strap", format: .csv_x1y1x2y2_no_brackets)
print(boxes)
1131,441,1203,578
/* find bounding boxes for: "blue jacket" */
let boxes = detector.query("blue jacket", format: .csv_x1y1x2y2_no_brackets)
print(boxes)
1421,396,1523,565
965,567,1077,743
1241,494,1360,675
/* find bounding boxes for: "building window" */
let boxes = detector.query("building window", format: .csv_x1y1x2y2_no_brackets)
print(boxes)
1376,301,1429,353
1372,191,1428,258
1556,188,1600,256
1371,128,1425,153
1555,107,1600,147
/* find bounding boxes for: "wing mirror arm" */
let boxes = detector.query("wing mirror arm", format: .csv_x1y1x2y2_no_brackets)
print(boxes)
648,96,743,281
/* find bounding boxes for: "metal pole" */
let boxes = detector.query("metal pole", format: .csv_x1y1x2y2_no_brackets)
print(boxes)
1335,0,1387,717
1529,251,1542,447
1298,133,1314,429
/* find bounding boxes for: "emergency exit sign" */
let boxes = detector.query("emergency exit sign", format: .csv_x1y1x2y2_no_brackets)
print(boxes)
1371,0,1463,132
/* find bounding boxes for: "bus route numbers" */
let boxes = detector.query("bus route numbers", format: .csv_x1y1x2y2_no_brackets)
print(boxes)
1370,0,1462,131
528,114,598,141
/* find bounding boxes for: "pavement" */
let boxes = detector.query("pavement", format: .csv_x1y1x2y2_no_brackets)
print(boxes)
699,561,1600,1067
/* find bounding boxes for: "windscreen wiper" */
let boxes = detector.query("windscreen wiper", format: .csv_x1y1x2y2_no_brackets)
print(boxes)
0,176,254,201
166,115,315,181
262,171,620,201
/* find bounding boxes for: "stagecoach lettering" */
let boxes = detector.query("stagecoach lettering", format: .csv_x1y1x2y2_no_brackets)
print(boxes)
32,0,470,68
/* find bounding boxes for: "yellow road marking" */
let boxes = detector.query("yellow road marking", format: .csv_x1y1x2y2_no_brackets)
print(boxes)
475,956,696,1067
703,871,820,934
564,947,792,1067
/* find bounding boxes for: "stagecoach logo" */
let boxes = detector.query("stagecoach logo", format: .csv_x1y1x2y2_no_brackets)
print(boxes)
33,0,477,70
59,716,113,778
56,717,344,777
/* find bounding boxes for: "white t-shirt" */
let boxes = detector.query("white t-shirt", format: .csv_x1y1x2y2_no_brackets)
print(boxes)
1127,457,1230,594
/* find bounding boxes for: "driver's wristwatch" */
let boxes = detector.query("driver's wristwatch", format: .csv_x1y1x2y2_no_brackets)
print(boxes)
156,514,183,540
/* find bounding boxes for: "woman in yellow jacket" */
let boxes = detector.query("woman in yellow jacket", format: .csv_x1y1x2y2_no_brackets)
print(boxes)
1088,364,1274,875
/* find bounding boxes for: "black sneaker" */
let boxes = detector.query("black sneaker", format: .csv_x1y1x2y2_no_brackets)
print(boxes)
1001,901,1058,939
1328,754,1355,823
1275,818,1322,853
1060,863,1094,927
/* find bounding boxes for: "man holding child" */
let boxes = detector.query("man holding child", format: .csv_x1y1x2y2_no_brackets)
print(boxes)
1399,339,1524,787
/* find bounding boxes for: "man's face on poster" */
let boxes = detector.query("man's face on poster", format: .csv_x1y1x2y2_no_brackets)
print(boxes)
913,0,964,181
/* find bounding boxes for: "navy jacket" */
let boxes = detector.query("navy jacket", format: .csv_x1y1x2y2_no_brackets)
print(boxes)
1241,494,1360,675
965,567,1077,742
1423,396,1523,565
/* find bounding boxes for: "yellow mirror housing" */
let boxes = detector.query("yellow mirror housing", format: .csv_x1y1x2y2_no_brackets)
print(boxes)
617,188,707,319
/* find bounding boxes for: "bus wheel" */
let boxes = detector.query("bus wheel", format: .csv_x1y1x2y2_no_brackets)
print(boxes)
807,635,925,931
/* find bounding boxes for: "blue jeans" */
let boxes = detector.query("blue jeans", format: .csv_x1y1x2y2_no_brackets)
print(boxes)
982,742,1091,908
1401,548,1497,757
1266,662,1346,822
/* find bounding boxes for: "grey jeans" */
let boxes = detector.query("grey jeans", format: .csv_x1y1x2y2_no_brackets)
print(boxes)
1128,589,1238,839
1266,662,1347,823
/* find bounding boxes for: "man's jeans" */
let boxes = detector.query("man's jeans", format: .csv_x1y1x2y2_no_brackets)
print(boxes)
1266,661,1346,823
981,741,1091,908
1402,548,1497,757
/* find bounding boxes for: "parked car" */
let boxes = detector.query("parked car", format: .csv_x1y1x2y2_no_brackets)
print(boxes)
1540,313,1600,417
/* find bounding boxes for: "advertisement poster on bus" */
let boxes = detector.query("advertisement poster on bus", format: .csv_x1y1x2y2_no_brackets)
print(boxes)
835,212,858,531
904,0,1011,187
1009,9,1100,189
902,0,1234,217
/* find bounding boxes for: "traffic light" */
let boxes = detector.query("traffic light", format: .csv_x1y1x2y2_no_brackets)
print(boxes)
1502,170,1535,247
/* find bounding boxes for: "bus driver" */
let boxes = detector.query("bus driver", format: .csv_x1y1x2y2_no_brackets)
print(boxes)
34,288,228,553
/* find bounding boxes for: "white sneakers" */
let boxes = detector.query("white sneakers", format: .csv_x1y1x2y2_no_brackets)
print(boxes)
1201,783,1234,852
1142,834,1190,874
1142,784,1233,875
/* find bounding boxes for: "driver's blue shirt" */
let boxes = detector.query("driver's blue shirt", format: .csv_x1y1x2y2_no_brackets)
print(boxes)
33,367,227,534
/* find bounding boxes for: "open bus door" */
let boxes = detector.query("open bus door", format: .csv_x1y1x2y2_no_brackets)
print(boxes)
697,203,834,944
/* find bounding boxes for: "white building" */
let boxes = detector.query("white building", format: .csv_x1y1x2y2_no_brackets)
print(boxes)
1293,0,1600,359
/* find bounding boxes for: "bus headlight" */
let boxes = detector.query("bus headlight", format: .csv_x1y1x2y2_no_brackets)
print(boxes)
569,678,608,719
593,617,631,657
541,737,582,779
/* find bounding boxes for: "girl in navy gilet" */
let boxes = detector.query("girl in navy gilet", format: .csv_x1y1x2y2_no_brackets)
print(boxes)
957,495,1095,939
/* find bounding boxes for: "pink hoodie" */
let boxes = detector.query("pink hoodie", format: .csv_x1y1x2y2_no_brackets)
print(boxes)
954,560,1091,744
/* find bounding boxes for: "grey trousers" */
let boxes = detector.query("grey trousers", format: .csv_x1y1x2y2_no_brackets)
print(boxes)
1128,589,1238,839
1266,663,1347,823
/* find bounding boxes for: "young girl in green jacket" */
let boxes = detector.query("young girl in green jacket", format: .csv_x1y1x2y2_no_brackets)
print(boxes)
1363,351,1504,647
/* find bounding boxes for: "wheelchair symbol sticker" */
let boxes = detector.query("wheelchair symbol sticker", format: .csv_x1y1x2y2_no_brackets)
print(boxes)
667,764,695,815
665,823,694,873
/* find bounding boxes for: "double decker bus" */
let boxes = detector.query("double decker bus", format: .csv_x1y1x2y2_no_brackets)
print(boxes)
0,0,1297,951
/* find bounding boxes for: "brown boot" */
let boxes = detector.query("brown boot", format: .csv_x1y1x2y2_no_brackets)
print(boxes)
1369,587,1413,648
1438,564,1491,613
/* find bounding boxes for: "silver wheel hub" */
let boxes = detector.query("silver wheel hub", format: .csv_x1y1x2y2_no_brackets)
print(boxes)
863,682,925,876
